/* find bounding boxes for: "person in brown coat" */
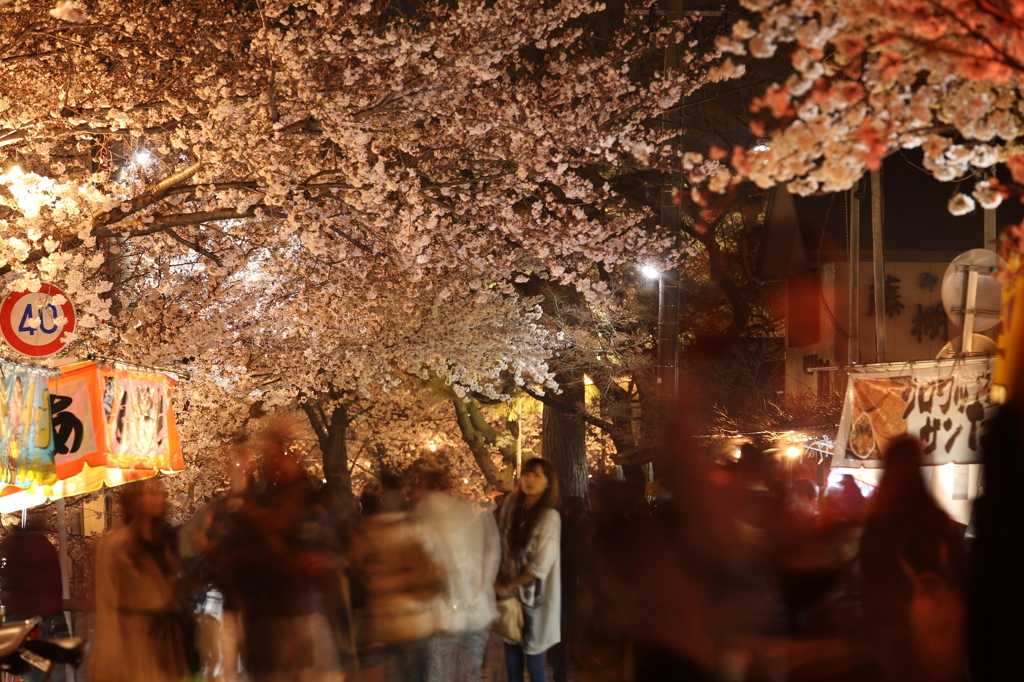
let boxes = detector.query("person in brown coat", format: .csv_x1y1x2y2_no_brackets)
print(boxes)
89,479,187,682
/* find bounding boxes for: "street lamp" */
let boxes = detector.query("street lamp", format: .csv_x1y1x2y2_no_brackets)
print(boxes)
641,265,680,413
641,264,661,280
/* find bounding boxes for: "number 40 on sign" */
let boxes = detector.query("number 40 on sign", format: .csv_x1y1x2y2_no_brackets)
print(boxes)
0,282,77,358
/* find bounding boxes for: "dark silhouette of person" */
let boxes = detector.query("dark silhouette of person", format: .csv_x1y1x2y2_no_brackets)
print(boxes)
0,512,68,682
860,438,967,682
969,402,1024,682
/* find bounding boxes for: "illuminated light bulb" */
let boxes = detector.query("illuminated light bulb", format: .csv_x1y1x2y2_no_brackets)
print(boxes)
428,444,437,452
786,446,801,459
640,264,660,279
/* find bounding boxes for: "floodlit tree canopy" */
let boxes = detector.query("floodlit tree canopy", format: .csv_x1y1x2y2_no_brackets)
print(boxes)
0,0,720,492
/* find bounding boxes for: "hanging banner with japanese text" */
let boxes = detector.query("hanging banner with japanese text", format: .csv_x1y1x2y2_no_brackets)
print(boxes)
834,358,996,468
100,365,184,473
49,361,107,479
0,360,59,487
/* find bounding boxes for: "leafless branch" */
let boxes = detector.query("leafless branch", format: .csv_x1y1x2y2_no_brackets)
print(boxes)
163,228,222,265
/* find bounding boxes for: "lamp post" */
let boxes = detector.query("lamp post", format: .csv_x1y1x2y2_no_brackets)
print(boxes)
643,266,680,412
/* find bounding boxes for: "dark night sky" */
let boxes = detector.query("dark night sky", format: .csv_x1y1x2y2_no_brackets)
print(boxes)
795,150,1024,260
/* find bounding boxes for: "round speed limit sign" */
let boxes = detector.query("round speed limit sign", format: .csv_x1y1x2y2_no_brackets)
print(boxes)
0,282,77,357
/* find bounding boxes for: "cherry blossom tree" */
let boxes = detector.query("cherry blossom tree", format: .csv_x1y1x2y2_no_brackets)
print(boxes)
1,1,724,498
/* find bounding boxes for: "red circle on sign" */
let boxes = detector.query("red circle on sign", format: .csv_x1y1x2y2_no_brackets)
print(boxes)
0,282,77,357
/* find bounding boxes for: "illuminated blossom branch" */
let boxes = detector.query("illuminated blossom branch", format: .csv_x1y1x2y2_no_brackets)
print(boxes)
684,0,1024,219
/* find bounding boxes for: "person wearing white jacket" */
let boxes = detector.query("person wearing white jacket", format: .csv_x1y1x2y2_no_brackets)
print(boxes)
416,472,501,682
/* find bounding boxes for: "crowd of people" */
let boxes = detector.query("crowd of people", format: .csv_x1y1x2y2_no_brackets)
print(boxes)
1,414,1015,682
79,431,572,682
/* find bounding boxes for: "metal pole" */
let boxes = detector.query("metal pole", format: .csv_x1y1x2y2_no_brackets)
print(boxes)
849,181,861,365
871,170,887,362
56,498,75,682
962,269,979,354
984,203,997,252
658,0,685,416
656,270,680,409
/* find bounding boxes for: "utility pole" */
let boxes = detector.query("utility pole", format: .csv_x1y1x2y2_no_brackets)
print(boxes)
871,170,887,362
985,205,997,252
656,0,685,413
848,179,861,365
56,498,76,682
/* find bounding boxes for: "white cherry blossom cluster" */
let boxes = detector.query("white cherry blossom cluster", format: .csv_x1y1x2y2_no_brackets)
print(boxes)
689,0,1024,213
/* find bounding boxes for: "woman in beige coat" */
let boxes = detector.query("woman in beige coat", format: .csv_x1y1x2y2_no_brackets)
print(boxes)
89,480,186,682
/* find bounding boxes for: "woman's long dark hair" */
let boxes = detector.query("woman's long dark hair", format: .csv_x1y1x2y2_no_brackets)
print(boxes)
120,479,178,576
507,458,560,561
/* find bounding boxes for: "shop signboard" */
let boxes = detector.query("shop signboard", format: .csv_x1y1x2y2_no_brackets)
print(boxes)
100,364,185,473
833,357,996,468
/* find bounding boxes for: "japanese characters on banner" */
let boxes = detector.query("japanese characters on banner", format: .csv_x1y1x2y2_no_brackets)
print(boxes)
50,361,107,478
0,361,59,487
100,364,184,473
834,358,996,468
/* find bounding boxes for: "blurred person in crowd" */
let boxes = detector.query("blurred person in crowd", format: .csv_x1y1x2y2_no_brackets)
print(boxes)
572,477,645,682
821,474,868,525
192,451,254,682
354,481,446,682
0,511,69,682
380,471,408,513
496,457,561,682
220,426,344,682
627,424,746,682
413,468,500,682
860,438,967,682
90,478,187,682
360,488,382,517
771,478,843,636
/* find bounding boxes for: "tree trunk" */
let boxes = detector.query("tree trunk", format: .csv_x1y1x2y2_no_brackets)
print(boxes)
451,396,513,493
322,403,351,493
299,394,352,495
541,376,588,507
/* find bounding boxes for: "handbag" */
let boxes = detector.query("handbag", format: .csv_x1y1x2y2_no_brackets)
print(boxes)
492,594,523,643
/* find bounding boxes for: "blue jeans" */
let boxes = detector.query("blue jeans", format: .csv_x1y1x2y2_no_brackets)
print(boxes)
504,642,547,682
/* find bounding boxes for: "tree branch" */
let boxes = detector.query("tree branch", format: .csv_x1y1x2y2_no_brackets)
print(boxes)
451,397,511,493
163,228,222,265
298,393,329,445
325,224,373,254
0,161,206,276
521,385,617,433
92,160,205,227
